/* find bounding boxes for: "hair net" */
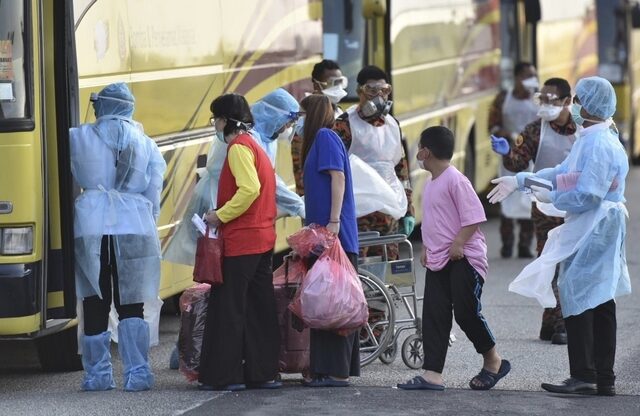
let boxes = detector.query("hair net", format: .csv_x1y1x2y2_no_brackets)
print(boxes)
575,76,617,119
251,88,299,142
93,82,135,118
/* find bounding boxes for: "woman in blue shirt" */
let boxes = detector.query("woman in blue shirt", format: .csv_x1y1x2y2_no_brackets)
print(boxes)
300,94,360,386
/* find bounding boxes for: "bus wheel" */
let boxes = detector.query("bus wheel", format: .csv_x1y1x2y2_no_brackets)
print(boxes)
36,326,83,372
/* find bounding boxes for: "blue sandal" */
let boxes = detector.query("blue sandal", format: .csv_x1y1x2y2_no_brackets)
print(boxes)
397,376,445,391
469,360,511,390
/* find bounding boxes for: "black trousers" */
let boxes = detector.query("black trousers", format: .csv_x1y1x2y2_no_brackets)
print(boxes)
422,258,496,373
309,252,361,378
198,250,280,387
500,215,534,249
565,300,616,386
83,236,143,336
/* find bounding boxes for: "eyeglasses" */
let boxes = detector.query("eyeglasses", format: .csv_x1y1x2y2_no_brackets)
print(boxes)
287,111,305,122
313,76,348,89
209,116,218,126
360,83,392,97
533,92,566,105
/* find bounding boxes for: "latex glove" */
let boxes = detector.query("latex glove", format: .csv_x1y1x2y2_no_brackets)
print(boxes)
530,185,552,203
490,135,510,156
487,176,518,204
402,216,416,236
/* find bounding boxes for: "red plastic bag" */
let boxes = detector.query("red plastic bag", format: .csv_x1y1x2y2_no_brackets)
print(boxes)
193,227,223,286
286,224,336,258
178,284,210,381
289,239,368,334
273,255,307,286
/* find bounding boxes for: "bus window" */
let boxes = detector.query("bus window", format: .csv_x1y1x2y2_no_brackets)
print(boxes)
323,0,366,98
0,0,30,126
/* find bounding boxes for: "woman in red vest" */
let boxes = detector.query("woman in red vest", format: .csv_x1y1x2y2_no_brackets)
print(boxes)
197,94,281,391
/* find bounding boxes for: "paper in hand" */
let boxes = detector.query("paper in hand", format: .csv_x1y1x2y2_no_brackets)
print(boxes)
191,213,217,238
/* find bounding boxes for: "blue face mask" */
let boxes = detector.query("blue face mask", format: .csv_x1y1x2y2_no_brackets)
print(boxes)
571,103,585,126
215,131,225,143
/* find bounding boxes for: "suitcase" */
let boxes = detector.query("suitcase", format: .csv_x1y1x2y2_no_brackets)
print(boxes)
273,257,309,374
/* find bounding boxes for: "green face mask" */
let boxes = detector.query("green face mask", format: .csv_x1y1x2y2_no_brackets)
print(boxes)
571,103,585,126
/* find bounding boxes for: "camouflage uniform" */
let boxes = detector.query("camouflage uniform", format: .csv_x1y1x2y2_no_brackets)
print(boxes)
503,118,577,338
291,110,414,259
488,91,535,257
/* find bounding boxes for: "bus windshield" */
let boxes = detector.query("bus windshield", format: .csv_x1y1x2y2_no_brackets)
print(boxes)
0,0,30,126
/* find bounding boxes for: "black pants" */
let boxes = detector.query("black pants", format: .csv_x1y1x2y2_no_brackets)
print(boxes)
565,300,616,386
500,215,534,250
83,236,143,336
198,250,280,387
309,252,361,378
422,258,496,373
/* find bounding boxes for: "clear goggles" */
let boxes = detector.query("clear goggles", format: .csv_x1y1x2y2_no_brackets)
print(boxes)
532,92,565,106
313,76,348,89
90,92,134,104
359,82,392,97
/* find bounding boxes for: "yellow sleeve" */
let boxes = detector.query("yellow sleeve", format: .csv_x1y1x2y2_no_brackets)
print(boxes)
216,144,261,223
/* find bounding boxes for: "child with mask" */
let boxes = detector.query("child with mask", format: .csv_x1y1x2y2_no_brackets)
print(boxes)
398,126,510,391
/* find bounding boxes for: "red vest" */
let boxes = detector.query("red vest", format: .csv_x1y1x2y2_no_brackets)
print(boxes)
217,133,276,256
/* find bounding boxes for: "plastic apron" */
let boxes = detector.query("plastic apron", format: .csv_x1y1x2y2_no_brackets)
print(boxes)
509,124,630,317
499,90,539,218
532,120,576,217
347,108,407,219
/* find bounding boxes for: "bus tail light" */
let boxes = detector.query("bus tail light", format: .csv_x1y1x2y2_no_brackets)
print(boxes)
0,226,34,255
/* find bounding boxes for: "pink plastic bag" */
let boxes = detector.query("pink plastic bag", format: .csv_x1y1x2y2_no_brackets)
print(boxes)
286,224,336,258
289,239,368,334
273,256,307,286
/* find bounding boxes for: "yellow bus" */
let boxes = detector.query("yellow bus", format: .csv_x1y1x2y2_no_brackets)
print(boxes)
0,0,321,371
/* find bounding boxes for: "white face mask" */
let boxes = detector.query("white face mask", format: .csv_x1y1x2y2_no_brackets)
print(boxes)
521,77,539,92
277,126,294,143
322,86,348,104
537,104,563,121
417,159,425,170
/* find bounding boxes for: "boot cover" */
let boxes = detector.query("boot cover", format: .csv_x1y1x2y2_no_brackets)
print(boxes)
81,331,116,391
118,318,154,391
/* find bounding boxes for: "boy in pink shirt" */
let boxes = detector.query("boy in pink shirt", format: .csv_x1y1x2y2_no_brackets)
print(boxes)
398,126,510,391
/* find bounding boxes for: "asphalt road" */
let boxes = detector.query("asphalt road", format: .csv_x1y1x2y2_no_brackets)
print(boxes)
1,167,639,415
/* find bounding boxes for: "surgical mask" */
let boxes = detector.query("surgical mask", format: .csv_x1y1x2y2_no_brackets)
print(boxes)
277,126,294,143
537,104,563,122
295,116,305,137
361,95,393,118
521,77,539,92
571,103,585,126
215,131,225,143
417,159,425,170
322,86,348,104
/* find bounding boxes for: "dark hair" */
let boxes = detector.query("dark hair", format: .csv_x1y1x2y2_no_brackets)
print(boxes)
357,65,388,85
312,59,341,81
419,126,454,160
210,93,254,137
514,61,533,77
300,95,335,165
543,77,571,99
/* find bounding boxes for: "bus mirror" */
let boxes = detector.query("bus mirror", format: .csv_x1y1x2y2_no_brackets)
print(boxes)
524,0,541,24
632,4,640,29
362,0,386,19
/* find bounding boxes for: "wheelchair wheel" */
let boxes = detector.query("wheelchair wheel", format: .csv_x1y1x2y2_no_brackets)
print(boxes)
401,334,424,370
358,269,396,367
379,340,398,365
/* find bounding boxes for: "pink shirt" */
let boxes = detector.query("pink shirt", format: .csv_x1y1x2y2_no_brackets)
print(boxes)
421,166,488,278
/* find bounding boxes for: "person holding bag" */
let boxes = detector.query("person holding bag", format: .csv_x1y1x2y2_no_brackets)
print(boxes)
299,94,361,387
197,93,280,391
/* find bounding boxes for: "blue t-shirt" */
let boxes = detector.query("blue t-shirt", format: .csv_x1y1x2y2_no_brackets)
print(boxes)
303,128,358,254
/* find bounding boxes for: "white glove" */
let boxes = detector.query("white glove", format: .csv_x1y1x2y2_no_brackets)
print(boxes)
530,185,552,203
487,176,518,204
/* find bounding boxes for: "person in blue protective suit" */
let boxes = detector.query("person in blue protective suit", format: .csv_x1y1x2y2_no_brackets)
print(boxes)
488,76,630,396
163,88,304,267
70,82,166,391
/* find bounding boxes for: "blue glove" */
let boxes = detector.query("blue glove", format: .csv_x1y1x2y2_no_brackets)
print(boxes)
402,216,415,236
490,135,510,155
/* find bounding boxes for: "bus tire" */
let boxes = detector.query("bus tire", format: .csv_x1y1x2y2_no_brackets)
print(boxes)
36,326,83,372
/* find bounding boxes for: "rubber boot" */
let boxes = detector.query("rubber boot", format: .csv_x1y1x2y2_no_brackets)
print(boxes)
81,331,116,391
118,318,154,391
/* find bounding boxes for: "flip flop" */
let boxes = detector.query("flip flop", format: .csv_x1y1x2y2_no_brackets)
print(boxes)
397,376,445,391
469,359,511,391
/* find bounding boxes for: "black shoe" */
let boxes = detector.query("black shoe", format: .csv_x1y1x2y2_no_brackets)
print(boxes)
518,246,534,258
539,326,554,341
598,385,616,396
541,378,597,395
551,330,568,345
501,245,513,258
